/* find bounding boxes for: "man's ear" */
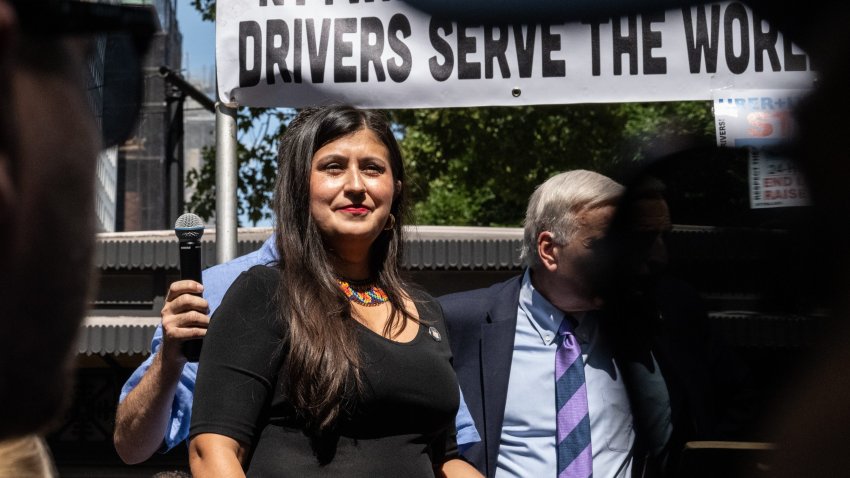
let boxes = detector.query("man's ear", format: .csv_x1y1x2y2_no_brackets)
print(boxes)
536,231,560,272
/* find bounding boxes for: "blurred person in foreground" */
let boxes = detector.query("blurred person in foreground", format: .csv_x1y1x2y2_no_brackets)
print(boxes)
0,436,57,477
188,105,482,477
602,175,758,475
611,177,755,435
748,2,850,476
0,0,154,474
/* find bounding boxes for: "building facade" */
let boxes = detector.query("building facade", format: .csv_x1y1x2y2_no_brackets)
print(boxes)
117,0,182,231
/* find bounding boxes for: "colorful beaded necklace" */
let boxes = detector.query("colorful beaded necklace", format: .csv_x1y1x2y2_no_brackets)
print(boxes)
337,278,389,307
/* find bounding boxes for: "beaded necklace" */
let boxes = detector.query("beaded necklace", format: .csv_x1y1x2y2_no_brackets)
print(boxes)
337,278,389,306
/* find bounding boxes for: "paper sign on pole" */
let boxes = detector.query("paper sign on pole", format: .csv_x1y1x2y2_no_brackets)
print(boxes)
713,89,810,209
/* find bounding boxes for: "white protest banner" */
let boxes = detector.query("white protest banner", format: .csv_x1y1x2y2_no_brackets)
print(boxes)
216,0,816,108
713,89,810,209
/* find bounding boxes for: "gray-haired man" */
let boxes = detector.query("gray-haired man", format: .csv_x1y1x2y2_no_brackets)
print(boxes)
440,170,675,478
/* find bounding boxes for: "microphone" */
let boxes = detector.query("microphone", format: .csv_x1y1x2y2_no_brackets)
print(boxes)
174,213,205,362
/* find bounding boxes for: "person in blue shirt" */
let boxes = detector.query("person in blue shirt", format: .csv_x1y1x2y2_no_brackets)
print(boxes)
114,236,481,464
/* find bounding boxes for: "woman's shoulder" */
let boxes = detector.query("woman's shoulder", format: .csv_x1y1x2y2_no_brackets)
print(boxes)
219,264,281,310
404,287,444,323
214,264,283,335
232,264,280,289
406,285,436,304
243,263,279,279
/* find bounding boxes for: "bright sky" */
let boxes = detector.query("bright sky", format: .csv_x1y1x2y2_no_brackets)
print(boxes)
176,1,216,85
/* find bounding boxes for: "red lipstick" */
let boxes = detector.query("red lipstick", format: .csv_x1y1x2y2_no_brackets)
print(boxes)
339,205,370,215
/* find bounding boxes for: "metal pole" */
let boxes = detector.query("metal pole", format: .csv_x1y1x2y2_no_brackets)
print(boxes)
215,102,238,263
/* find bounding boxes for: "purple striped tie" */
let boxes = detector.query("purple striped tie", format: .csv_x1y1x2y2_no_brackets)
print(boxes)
556,316,592,478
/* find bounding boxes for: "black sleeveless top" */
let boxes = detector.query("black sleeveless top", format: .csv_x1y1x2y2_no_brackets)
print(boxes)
190,265,459,477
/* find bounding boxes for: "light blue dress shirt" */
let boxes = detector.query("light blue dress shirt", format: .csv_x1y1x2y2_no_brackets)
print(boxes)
119,236,480,452
495,270,636,478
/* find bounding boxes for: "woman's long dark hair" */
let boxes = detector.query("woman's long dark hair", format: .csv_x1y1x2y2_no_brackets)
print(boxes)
273,105,415,432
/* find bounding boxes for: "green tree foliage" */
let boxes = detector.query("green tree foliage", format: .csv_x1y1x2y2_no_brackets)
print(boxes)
186,108,294,225
190,0,215,21
390,102,714,226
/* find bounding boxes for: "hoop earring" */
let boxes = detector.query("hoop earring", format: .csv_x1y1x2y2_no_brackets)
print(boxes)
384,214,396,231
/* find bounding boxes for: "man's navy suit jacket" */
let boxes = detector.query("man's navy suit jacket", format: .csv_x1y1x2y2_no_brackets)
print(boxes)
439,275,525,478
438,274,728,478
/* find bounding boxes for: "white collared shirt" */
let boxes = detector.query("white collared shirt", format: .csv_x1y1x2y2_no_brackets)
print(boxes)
495,271,636,478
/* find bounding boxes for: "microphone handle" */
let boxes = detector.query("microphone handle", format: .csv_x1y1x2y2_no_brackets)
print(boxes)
179,240,203,362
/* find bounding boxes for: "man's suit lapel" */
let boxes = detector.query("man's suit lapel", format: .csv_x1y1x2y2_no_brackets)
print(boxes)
480,276,522,478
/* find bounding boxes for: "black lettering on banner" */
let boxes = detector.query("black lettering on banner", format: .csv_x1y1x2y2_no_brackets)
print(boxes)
266,19,292,84
513,24,536,78
429,19,453,81
387,14,412,82
457,24,481,80
360,17,386,82
613,15,638,75
541,24,565,77
306,18,331,83
583,19,608,76
783,35,807,71
753,13,780,71
682,5,720,73
641,11,667,74
334,18,357,83
484,26,510,79
293,19,303,82
239,21,262,87
724,2,750,74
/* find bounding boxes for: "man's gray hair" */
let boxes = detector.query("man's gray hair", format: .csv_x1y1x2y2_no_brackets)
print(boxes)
520,170,624,268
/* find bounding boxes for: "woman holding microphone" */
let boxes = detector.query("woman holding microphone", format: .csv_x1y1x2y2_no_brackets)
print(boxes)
189,105,480,478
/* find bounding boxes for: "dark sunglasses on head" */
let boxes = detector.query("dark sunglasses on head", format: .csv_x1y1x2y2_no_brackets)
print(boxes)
11,0,158,148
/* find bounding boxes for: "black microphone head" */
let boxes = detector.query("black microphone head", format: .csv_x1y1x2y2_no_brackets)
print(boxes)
175,213,205,242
